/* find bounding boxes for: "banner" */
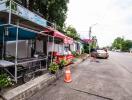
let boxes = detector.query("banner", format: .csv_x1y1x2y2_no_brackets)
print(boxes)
17,5,47,27
0,0,47,27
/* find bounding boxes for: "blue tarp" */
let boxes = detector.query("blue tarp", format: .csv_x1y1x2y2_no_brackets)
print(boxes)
8,27,37,39
0,24,37,42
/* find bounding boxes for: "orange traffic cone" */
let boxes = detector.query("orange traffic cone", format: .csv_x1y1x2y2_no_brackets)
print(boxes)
64,66,72,83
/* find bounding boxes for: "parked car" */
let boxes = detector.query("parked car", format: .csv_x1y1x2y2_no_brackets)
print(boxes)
96,49,109,59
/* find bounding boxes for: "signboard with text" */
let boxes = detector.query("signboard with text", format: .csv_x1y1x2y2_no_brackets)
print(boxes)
0,0,47,27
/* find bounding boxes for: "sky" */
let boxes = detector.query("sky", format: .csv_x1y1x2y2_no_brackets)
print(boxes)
66,0,132,47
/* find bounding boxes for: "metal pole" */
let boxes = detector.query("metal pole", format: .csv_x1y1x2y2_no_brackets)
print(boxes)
8,0,12,24
89,27,91,54
15,20,19,83
63,43,64,55
46,35,49,69
2,29,5,60
50,23,56,63
51,37,54,63
47,35,49,57
88,23,98,55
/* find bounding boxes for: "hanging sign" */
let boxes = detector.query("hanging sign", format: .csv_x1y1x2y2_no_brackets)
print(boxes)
0,0,47,27
17,6,47,27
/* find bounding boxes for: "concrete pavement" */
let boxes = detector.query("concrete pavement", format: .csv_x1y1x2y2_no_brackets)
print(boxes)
29,52,132,100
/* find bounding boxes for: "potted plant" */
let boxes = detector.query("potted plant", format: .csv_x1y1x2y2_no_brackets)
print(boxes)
48,62,59,74
0,73,13,93
59,59,68,70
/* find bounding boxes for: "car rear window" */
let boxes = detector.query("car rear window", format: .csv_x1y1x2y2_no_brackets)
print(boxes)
97,50,106,53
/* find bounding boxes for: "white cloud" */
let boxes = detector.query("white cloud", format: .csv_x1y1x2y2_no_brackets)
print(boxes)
66,0,132,47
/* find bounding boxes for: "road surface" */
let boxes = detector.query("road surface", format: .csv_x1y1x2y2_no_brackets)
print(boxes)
29,52,132,100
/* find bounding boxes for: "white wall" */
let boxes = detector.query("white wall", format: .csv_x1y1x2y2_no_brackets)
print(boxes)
47,42,64,54
36,40,43,53
6,40,31,58
70,42,83,54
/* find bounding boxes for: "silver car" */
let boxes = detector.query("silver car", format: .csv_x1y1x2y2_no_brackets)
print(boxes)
96,49,109,59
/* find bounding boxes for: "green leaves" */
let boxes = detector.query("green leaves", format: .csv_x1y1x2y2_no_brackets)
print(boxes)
91,36,97,49
0,73,13,88
48,62,59,74
65,26,80,40
46,0,69,28
59,59,67,66
121,40,132,51
112,37,132,51
83,44,89,53
112,37,124,49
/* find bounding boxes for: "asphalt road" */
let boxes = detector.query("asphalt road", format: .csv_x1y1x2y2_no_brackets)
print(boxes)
29,52,132,100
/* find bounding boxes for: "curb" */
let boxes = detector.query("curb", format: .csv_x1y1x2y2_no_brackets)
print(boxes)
2,74,56,100
2,54,89,100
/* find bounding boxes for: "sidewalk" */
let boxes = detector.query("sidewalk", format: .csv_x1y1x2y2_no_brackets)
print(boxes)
1,54,89,100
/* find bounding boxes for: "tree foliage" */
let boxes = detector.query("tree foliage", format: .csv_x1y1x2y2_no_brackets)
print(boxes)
122,40,132,51
65,25,80,40
112,37,124,49
15,0,69,29
91,36,97,49
83,44,89,53
112,37,132,51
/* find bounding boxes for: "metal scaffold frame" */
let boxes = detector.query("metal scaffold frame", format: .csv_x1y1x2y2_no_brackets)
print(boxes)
0,0,55,83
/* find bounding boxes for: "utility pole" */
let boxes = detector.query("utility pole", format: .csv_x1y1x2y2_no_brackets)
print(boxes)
88,23,98,54
89,27,92,54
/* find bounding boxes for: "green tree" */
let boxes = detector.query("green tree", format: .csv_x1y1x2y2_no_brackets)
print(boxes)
122,40,132,51
65,25,80,40
112,37,132,51
112,37,124,50
47,0,69,29
91,36,97,49
83,44,89,53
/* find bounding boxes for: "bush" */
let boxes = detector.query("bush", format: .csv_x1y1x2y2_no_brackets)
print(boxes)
0,73,13,88
48,62,59,74
59,59,68,69
83,44,89,53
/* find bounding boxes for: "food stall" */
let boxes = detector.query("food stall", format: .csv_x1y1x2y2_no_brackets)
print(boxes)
0,0,54,83
45,29,74,65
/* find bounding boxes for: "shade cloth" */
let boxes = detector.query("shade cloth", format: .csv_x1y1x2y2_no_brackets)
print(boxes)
82,39,93,43
44,28,73,44
0,24,37,42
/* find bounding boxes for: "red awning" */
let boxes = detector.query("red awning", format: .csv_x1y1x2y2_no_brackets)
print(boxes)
83,39,93,43
44,27,66,39
44,27,73,44
64,36,73,44
54,31,66,39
